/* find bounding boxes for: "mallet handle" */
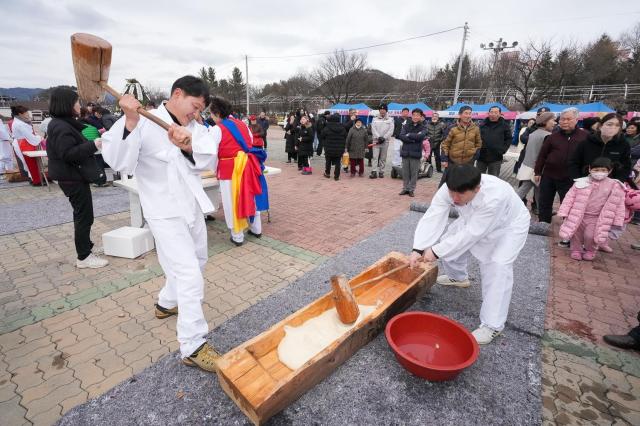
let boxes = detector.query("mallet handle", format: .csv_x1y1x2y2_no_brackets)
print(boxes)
100,82,171,131
350,264,409,291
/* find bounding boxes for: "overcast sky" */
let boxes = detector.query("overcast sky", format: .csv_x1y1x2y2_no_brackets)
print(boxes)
1,0,639,92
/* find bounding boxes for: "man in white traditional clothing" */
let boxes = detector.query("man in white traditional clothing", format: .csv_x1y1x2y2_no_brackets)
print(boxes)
102,76,221,372
409,164,530,344
0,119,14,178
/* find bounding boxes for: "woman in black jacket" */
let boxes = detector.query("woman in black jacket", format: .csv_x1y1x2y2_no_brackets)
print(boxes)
46,88,108,269
284,113,297,163
569,113,631,182
296,115,315,175
320,113,347,180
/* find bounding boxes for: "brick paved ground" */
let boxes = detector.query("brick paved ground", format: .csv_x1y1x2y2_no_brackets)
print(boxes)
540,216,640,425
1,127,638,425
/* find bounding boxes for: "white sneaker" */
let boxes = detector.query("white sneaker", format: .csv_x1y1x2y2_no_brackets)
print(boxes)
472,325,501,345
92,246,104,255
436,275,471,288
76,253,109,269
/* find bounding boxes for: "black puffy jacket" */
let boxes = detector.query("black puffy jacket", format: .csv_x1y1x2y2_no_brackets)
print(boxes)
399,120,427,159
296,125,315,156
46,118,98,182
569,132,631,181
478,117,512,163
321,119,347,157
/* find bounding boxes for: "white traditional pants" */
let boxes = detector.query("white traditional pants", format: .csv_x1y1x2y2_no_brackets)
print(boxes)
219,179,261,243
11,140,30,179
441,252,514,331
147,207,209,358
0,140,14,174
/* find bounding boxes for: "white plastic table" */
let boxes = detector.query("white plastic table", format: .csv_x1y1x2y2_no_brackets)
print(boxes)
22,150,50,191
113,166,281,227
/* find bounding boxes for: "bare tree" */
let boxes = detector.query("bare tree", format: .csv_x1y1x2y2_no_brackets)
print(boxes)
405,65,429,100
619,22,640,55
145,86,169,106
311,49,368,104
495,41,566,110
619,22,640,84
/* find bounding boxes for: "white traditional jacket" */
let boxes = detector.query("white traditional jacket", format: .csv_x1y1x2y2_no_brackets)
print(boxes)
102,104,220,225
413,174,530,264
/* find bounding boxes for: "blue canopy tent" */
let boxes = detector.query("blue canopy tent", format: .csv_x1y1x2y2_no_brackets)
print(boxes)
386,102,433,117
439,102,516,119
324,103,372,125
574,102,615,116
516,101,614,120
516,103,570,120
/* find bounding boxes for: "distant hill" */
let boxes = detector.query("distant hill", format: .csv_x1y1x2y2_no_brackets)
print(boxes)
311,68,416,101
0,87,44,101
0,87,116,105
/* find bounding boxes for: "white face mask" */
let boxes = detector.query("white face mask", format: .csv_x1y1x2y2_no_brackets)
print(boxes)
590,171,608,181
600,126,619,138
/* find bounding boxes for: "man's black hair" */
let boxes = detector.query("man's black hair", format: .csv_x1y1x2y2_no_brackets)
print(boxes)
323,110,331,116
411,108,424,116
401,107,410,112
49,87,79,118
10,105,29,117
489,105,501,113
171,75,210,107
458,105,472,115
445,164,481,192
590,156,612,171
208,96,233,118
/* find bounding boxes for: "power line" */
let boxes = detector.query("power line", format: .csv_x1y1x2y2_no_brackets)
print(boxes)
474,11,640,30
249,26,464,60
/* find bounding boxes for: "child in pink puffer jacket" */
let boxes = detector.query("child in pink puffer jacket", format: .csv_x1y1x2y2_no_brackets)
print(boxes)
558,157,626,261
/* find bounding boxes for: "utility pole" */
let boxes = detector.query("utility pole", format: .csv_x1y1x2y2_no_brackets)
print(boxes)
245,54,250,116
480,37,518,102
453,22,469,105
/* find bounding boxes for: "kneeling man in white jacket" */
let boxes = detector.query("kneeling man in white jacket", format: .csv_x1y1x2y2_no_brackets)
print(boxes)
409,164,530,344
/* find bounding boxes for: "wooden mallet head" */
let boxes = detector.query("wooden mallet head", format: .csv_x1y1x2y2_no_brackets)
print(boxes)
70,33,171,131
70,33,112,104
331,274,360,325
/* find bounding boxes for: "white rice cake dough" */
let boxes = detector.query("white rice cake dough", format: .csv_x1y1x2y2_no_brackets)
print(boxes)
277,304,377,370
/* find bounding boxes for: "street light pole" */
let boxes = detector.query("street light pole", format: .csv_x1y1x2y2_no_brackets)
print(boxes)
453,22,469,105
479,38,518,102
245,54,250,116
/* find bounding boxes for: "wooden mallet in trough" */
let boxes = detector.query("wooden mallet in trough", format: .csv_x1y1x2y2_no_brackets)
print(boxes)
70,33,171,132
331,263,409,325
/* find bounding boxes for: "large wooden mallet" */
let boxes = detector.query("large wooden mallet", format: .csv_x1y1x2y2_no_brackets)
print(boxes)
331,263,409,325
70,33,170,131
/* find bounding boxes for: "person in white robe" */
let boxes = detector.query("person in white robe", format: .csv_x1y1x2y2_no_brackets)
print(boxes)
409,164,530,344
101,76,221,372
0,120,15,176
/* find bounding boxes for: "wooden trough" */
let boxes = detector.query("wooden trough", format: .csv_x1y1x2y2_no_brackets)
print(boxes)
216,252,438,425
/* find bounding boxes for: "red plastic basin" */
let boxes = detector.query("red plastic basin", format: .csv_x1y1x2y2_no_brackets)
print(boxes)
385,312,479,381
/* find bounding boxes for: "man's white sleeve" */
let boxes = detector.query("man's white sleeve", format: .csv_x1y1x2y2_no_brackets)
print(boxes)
431,200,503,259
14,122,42,147
413,186,453,250
187,125,219,172
101,117,142,175
0,122,10,141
